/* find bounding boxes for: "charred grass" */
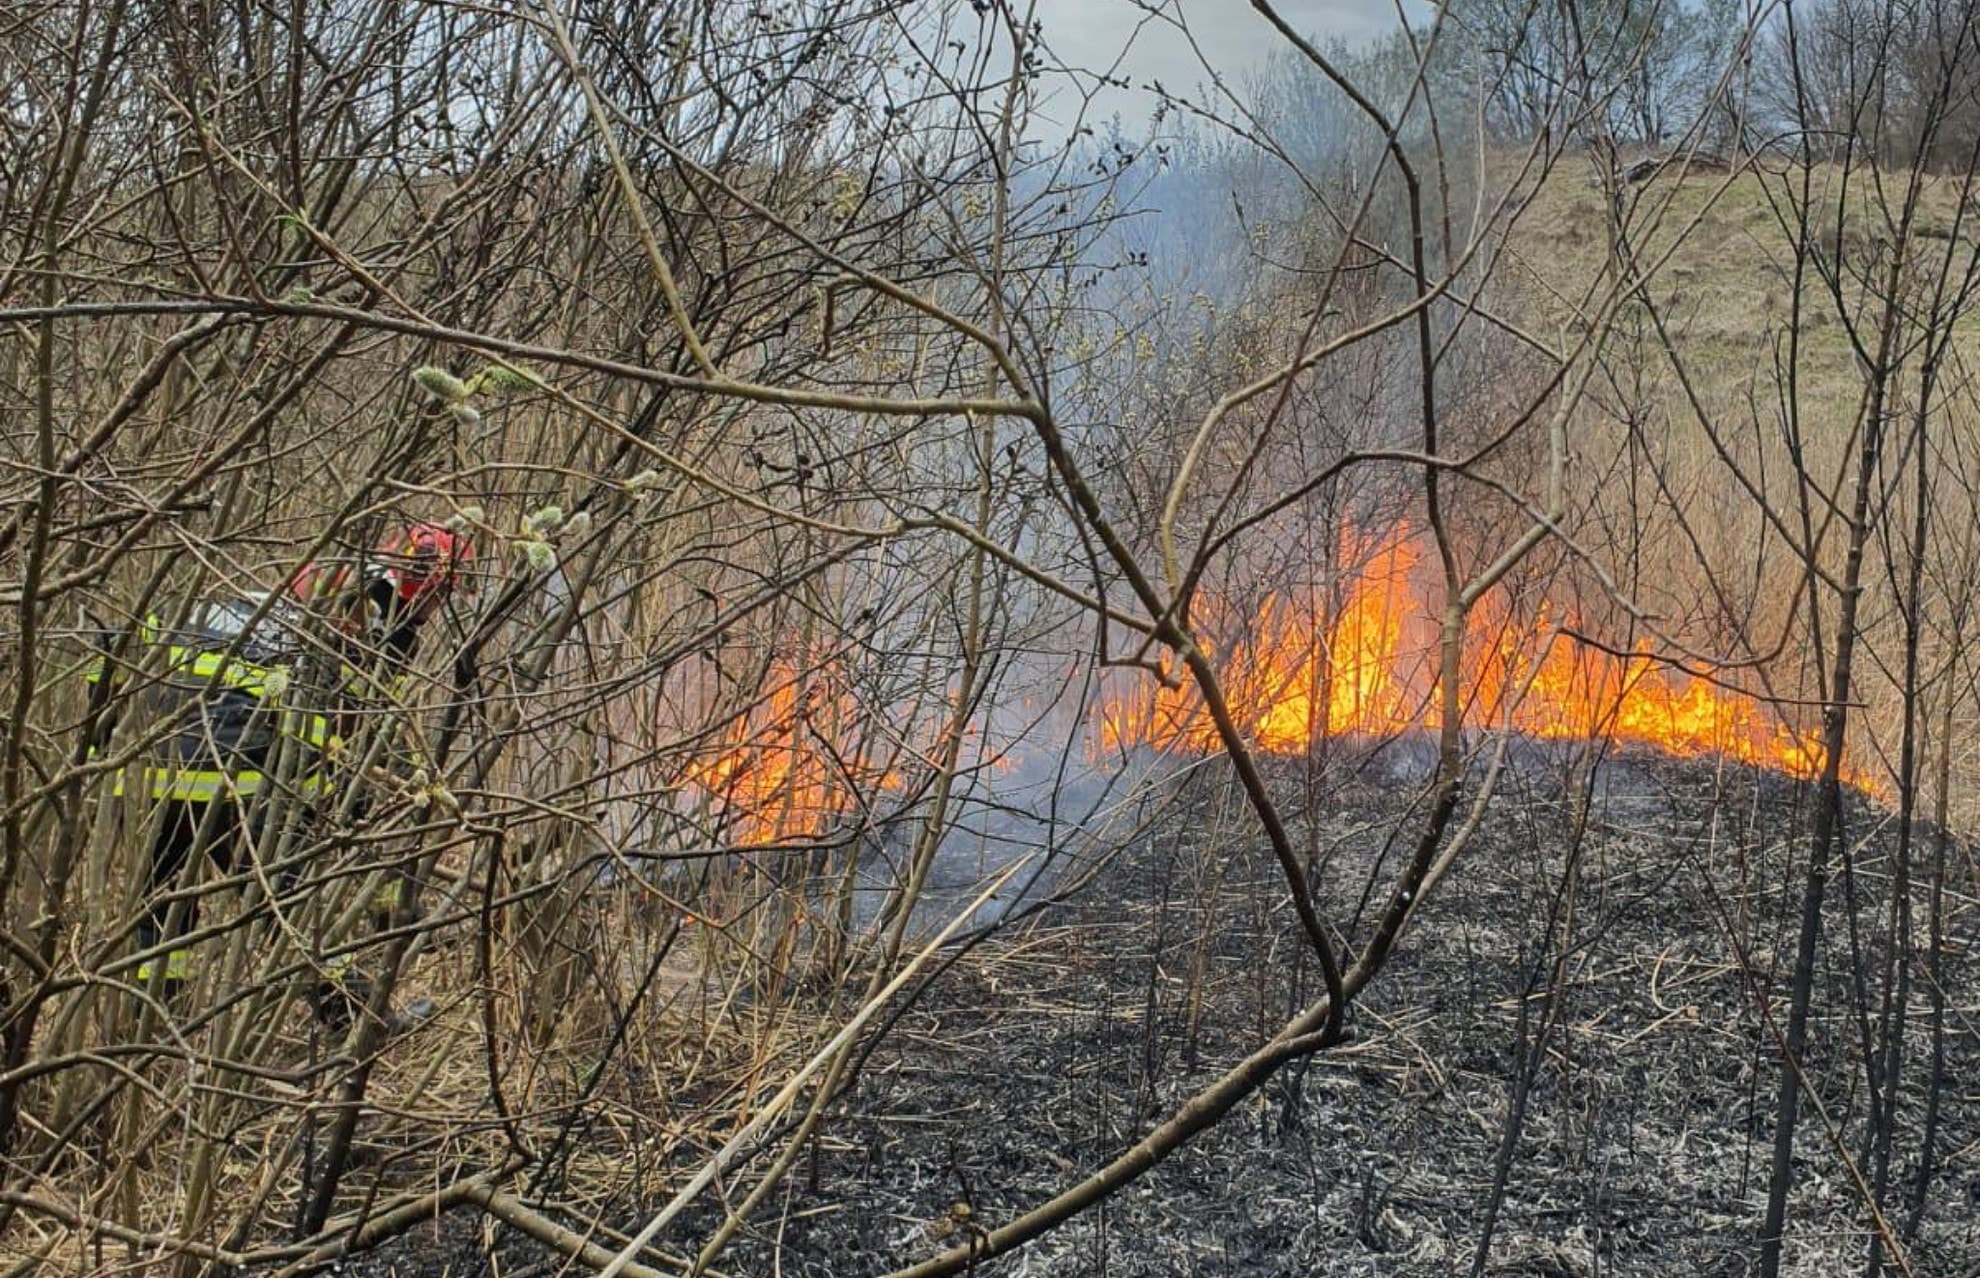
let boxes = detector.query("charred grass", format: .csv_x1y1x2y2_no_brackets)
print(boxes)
367,747,1980,1277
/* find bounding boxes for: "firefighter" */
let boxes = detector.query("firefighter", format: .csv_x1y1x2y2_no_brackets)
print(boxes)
290,520,475,663
104,522,474,1023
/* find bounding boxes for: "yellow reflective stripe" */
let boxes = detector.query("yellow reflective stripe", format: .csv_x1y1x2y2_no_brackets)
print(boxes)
105,768,231,801
161,654,334,748
113,767,335,801
283,708,334,750
148,770,242,801
86,621,343,792
180,651,265,691
137,950,193,982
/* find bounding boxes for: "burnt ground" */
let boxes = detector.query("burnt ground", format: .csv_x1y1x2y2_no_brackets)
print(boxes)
344,745,1980,1277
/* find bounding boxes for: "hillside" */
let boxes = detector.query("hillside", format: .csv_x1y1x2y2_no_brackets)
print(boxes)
1512,156,1980,415
12,7,1980,1277
1482,152,1980,821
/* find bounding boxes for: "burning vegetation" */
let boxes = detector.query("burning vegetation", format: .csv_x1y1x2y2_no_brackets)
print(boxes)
1097,525,1860,789
677,656,911,844
11,1,1980,1276
706,519,1870,850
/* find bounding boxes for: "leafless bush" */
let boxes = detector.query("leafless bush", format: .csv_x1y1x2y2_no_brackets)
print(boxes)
3,2,1976,1276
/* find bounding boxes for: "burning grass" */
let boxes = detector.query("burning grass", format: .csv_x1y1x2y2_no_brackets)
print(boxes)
674,654,912,844
1096,525,1870,794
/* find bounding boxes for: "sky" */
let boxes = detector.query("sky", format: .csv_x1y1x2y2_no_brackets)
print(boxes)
1025,0,1425,133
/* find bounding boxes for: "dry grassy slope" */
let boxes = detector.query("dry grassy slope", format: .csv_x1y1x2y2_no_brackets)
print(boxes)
1479,158,1980,805
1501,156,1980,542
1504,158,1980,417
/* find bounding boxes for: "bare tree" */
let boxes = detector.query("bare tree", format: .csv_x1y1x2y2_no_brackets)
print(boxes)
9,1,1978,1276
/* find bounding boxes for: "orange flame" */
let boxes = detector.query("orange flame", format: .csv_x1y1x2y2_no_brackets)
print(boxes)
684,660,897,842
1470,614,1857,783
1096,526,1875,792
1097,529,1432,755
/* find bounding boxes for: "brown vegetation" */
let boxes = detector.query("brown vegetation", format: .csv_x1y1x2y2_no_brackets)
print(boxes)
3,2,1978,1276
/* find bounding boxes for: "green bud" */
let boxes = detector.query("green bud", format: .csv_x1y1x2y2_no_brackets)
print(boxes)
518,538,556,572
412,366,469,403
479,365,535,393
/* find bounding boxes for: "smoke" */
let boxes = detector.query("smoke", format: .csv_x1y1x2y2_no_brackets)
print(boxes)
852,655,1190,935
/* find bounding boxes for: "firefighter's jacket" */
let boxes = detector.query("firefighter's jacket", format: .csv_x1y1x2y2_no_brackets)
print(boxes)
88,602,342,807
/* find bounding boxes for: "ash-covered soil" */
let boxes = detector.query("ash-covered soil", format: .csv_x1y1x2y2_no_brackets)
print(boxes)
363,746,1980,1277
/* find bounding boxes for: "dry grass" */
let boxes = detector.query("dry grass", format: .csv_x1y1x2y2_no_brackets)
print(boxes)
1503,157,1980,448
1488,152,1980,821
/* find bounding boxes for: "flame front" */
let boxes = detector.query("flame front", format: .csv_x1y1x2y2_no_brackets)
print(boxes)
684,660,897,843
1097,526,1870,790
1473,620,1846,780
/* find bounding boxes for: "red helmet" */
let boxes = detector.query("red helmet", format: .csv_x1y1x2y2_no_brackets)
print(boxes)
380,521,474,617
